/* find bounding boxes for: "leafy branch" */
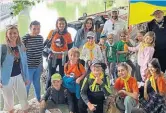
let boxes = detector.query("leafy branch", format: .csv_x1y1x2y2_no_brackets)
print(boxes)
10,0,42,16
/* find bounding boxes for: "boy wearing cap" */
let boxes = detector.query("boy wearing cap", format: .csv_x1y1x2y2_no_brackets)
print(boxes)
40,73,72,113
79,59,111,113
81,31,103,63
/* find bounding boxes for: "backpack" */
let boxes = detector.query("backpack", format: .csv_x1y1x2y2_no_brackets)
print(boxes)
43,30,57,57
65,59,85,73
1,44,7,66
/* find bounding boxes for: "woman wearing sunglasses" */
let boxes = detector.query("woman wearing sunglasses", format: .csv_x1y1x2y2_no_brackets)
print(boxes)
0,25,29,113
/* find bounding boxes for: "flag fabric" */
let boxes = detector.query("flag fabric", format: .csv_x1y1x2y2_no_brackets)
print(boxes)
129,0,166,25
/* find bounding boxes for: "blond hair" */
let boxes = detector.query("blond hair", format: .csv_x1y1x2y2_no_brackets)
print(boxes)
5,25,24,53
143,31,155,46
6,25,22,46
68,47,80,57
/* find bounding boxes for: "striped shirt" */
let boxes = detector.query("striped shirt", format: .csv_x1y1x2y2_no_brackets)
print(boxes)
22,34,44,68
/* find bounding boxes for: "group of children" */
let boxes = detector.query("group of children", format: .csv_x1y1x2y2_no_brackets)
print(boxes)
40,47,111,113
40,28,166,113
1,16,166,113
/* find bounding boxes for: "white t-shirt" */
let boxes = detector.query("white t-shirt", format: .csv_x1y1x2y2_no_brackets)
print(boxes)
103,19,126,42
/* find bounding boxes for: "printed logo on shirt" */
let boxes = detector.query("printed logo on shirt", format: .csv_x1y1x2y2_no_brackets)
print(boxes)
54,36,65,47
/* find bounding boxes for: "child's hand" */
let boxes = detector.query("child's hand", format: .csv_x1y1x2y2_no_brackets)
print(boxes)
144,93,149,100
118,90,126,95
40,100,46,108
76,78,81,84
87,102,96,111
25,80,30,86
66,74,70,77
96,77,103,85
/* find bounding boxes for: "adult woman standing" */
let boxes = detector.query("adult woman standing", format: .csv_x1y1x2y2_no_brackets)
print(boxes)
73,18,94,49
0,25,29,113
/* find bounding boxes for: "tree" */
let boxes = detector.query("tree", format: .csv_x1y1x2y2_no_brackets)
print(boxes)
11,0,43,16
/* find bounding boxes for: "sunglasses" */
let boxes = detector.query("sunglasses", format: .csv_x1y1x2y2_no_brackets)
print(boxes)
120,35,126,37
112,24,115,30
6,24,18,30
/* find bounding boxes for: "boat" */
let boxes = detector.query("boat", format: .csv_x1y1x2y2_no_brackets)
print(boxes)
67,9,128,31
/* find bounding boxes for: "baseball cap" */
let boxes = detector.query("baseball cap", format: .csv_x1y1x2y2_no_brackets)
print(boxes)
87,31,95,38
91,59,102,67
51,73,62,81
151,9,165,16
111,7,119,12
100,34,107,39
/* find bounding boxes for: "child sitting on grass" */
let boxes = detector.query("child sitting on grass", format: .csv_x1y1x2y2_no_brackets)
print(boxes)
40,73,71,113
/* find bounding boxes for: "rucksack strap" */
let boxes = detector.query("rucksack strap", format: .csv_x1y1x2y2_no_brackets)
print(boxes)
1,44,7,66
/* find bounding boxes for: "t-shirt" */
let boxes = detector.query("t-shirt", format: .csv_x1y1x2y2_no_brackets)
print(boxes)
148,75,166,94
105,42,117,63
11,47,21,77
102,19,126,42
64,62,86,78
114,76,139,97
47,30,72,59
22,34,44,68
116,40,131,62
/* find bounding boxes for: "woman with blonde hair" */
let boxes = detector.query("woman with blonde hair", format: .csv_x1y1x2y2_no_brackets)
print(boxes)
0,25,29,113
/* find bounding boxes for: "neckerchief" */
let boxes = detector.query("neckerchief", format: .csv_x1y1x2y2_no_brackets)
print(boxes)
121,40,128,51
149,74,157,92
89,72,104,92
120,74,131,92
85,42,95,60
107,41,114,57
139,42,152,52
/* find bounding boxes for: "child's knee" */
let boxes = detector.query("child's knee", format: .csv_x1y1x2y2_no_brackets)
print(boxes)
124,96,133,105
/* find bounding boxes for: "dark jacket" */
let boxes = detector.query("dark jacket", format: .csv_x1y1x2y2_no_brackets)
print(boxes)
147,16,166,50
80,73,111,104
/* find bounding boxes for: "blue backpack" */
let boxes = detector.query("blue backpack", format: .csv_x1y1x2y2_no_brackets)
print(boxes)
1,44,7,66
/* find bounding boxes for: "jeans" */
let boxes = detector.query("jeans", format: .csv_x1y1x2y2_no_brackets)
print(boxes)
26,65,42,101
124,96,137,113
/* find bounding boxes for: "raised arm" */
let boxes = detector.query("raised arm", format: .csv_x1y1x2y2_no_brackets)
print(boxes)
128,44,140,52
